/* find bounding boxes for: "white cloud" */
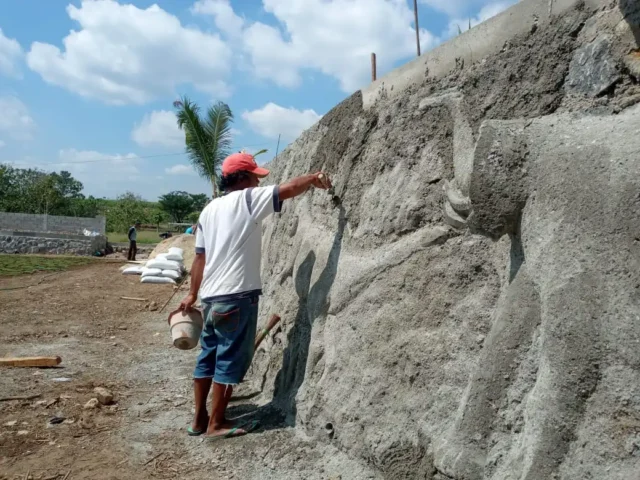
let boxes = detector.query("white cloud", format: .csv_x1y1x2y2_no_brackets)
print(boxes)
0,28,22,77
242,103,321,140
194,0,436,93
26,0,233,105
0,96,35,141
52,148,144,197
191,0,244,38
132,110,184,148
58,148,139,175
165,164,196,175
445,0,518,37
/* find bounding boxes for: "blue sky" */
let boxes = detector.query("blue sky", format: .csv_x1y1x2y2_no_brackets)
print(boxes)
0,0,517,201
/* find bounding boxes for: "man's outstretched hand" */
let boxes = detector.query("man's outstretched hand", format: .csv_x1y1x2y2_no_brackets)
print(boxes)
314,172,332,190
179,293,197,312
279,172,332,201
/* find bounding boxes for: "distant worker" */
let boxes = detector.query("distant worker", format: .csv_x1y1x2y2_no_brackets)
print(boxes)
127,221,141,261
185,224,196,235
179,152,331,440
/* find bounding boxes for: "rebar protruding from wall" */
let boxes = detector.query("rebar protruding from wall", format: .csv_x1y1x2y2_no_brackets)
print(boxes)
371,53,377,82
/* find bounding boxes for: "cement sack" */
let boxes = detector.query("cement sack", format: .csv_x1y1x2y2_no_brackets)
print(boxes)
160,269,181,280
122,266,144,275
140,276,176,285
141,267,162,277
165,247,184,262
145,258,181,271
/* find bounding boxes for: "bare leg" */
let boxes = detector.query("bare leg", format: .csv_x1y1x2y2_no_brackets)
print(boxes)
192,378,211,431
205,382,250,436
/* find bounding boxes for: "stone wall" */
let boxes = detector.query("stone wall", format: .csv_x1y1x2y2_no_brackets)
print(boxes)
250,1,640,479
0,212,106,235
0,233,107,256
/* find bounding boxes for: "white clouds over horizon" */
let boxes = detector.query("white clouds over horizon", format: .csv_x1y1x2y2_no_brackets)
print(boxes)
445,0,518,37
242,103,322,140
26,0,233,105
165,164,196,176
22,0,519,104
195,0,438,93
0,96,35,141
0,28,22,78
132,110,184,148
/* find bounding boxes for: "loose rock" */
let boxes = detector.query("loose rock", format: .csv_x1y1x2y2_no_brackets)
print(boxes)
94,387,114,405
84,398,100,410
566,35,620,96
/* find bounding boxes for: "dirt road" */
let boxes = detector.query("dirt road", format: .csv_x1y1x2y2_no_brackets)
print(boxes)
0,263,377,480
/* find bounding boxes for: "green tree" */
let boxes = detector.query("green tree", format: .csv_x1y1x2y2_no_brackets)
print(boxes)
158,191,195,223
174,96,234,197
186,211,200,224
151,208,167,232
190,193,210,212
105,192,149,232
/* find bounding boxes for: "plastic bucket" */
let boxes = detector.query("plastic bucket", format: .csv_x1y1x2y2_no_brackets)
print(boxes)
168,308,203,350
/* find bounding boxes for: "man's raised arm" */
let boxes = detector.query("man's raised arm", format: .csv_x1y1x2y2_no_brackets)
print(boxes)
278,172,332,201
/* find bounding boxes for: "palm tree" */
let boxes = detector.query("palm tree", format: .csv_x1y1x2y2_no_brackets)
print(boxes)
173,96,233,197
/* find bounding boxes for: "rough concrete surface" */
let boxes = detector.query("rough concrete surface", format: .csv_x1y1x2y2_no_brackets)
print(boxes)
242,2,640,479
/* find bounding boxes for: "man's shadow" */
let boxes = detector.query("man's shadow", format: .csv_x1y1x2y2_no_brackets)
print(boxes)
270,205,347,427
227,206,347,430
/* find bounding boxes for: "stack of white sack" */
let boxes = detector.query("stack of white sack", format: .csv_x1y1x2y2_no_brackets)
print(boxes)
140,247,185,284
122,265,145,275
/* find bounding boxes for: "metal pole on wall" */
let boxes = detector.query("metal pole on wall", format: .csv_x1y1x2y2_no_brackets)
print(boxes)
371,53,377,82
275,133,281,161
413,0,421,57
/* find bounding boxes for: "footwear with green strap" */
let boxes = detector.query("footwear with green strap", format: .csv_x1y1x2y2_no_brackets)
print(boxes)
204,419,260,442
187,426,205,436
187,416,210,436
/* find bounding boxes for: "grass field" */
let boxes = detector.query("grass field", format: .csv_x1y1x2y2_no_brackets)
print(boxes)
106,230,162,244
0,254,96,276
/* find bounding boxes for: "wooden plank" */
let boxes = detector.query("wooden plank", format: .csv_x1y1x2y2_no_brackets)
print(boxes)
254,314,281,350
0,356,61,367
0,393,41,402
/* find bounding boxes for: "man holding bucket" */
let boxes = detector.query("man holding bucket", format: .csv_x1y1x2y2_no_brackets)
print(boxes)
179,152,331,439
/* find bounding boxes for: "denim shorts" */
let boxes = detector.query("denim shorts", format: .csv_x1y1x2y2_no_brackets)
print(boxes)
193,296,259,385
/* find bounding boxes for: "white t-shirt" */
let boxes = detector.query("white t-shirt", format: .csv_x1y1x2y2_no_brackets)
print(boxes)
195,186,283,301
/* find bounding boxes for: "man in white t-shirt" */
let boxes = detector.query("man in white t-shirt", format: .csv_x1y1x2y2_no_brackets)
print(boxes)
179,152,331,439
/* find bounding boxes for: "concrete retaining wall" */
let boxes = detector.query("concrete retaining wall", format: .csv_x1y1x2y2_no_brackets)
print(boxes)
361,0,608,109
0,212,106,235
0,233,107,256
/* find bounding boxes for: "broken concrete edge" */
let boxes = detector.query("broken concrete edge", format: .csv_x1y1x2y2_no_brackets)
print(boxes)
361,0,609,110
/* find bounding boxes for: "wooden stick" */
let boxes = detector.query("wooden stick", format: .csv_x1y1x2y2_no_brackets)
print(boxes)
144,452,165,466
0,356,61,367
62,470,71,480
254,314,281,350
159,272,190,314
120,296,147,302
0,393,41,402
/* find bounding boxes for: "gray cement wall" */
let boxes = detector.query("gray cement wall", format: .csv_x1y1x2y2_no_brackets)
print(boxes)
361,0,609,109
0,212,106,235
0,233,107,256
249,1,640,478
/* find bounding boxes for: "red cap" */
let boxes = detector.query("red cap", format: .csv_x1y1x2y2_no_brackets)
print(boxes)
221,152,270,178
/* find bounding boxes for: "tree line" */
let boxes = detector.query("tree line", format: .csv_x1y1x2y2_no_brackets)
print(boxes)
1,96,265,233
0,164,211,233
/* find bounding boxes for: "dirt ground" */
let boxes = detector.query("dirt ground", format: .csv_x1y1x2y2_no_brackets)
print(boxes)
0,262,378,480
